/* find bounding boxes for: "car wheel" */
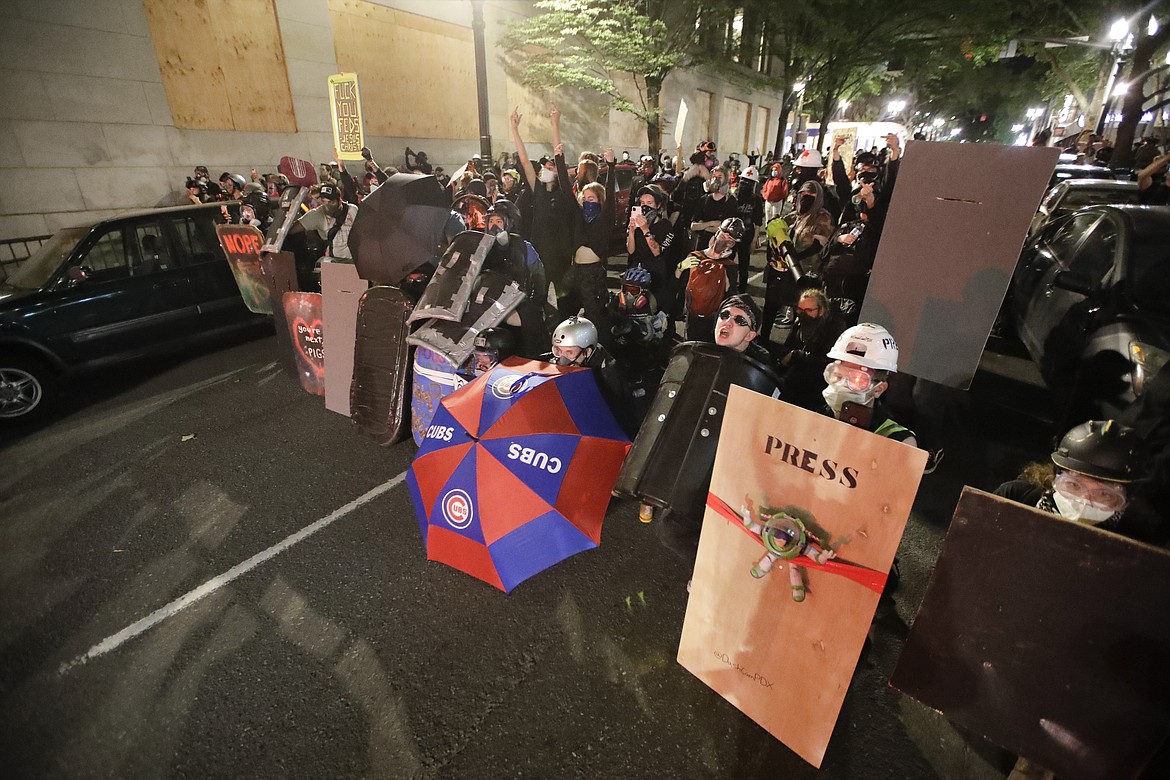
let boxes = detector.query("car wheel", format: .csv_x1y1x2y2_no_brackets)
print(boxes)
0,357,56,422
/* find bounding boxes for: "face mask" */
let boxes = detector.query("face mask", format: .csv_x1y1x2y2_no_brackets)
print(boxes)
822,384,873,416
582,201,602,222
539,168,557,184
492,227,510,246
771,171,780,178
799,195,816,212
1052,489,1116,525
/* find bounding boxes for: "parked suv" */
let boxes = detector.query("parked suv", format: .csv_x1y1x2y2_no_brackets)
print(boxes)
1011,204,1170,422
0,203,268,422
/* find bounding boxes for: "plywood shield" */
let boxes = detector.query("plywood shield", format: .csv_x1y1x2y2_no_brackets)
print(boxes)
890,488,1170,779
216,224,270,314
283,292,325,397
860,142,1059,388
259,251,300,378
678,385,926,768
321,262,368,416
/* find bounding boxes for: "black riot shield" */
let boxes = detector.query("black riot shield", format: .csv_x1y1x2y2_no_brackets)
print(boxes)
406,270,525,367
614,341,781,520
408,230,495,325
259,250,300,378
891,488,1170,780
350,286,414,445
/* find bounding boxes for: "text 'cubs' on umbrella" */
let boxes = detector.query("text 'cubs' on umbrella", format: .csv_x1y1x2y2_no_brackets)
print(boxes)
407,358,631,593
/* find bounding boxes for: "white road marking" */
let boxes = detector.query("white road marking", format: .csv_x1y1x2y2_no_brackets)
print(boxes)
59,470,408,675
255,361,279,373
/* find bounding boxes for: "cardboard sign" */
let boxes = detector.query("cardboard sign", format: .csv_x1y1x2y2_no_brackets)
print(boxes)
891,488,1170,779
283,291,324,396
328,72,365,161
830,127,857,173
859,141,1059,388
678,386,926,768
321,262,368,416
675,98,689,149
216,224,271,314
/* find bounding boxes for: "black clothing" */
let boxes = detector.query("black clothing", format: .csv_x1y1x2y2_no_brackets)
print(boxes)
628,217,676,313
526,179,574,289
555,153,616,265
777,312,848,412
732,181,764,293
689,194,739,252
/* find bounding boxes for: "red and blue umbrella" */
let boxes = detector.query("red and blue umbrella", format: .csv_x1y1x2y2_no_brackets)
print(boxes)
407,358,631,592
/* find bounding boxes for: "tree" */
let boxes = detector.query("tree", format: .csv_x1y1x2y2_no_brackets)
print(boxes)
499,0,705,156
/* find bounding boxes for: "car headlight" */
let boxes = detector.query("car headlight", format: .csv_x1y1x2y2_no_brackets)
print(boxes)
1130,341,1169,397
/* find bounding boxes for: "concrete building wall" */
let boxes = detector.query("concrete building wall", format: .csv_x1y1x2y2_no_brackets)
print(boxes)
0,0,782,239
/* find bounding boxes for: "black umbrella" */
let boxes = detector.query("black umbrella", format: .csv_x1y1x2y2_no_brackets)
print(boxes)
349,173,452,285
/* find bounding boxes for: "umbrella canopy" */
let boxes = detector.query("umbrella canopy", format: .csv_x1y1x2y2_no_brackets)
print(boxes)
349,173,451,286
407,359,631,592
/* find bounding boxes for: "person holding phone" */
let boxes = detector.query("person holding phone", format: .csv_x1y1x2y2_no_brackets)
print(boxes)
820,323,916,446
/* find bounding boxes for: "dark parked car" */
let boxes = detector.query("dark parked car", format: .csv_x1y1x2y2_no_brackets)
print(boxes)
1047,163,1124,189
1011,204,1170,421
0,202,268,422
1028,179,1140,240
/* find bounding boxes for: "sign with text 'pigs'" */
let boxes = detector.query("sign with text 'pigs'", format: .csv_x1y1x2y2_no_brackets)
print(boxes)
283,291,325,397
678,385,926,768
328,72,365,161
216,224,270,314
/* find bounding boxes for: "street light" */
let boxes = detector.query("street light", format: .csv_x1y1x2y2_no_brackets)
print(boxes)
887,99,907,115
1109,18,1129,41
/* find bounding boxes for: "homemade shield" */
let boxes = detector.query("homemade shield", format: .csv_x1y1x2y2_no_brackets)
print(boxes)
259,250,299,378
216,224,270,314
350,285,414,445
890,488,1170,780
407,231,495,325
407,270,525,368
321,261,368,416
859,141,1059,388
283,292,324,397
407,359,631,593
348,173,451,285
678,385,926,768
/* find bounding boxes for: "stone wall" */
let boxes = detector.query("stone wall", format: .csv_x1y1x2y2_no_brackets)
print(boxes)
0,0,782,239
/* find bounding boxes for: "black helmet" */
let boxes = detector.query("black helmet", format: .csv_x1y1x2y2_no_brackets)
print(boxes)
473,327,517,355
717,217,747,242
635,184,666,207
486,199,520,232
1051,420,1143,483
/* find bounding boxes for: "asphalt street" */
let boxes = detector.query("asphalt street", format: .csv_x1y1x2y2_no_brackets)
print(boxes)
0,316,1057,779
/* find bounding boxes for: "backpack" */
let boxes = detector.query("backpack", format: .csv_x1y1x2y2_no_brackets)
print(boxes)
685,253,728,318
762,176,788,203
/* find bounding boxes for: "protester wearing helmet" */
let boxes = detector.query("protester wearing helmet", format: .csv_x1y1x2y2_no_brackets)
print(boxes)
470,327,517,376
996,420,1143,527
482,199,547,353
821,323,917,446
675,217,745,341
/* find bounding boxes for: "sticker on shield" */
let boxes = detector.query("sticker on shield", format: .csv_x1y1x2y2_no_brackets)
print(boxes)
283,291,324,397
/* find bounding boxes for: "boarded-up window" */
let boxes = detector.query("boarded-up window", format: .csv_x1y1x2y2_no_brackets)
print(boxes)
329,0,477,140
507,73,553,144
693,89,713,148
143,0,297,132
752,106,771,154
719,97,750,154
608,73,647,151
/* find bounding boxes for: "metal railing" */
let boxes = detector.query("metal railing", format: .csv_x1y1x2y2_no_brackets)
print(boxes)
0,235,51,283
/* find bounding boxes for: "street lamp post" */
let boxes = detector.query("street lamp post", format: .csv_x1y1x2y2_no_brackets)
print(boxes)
470,0,493,162
1096,19,1133,135
786,81,806,154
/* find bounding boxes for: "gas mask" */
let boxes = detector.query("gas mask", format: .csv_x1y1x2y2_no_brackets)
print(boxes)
705,176,728,195
822,362,882,416
490,225,510,246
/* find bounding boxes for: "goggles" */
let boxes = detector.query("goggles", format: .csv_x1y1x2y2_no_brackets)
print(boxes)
1053,472,1128,512
718,309,751,328
823,362,878,393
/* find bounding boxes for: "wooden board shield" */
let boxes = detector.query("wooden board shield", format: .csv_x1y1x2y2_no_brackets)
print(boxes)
859,141,1059,388
216,224,271,314
282,291,325,397
890,488,1170,779
321,262,368,416
259,251,300,378
678,385,926,767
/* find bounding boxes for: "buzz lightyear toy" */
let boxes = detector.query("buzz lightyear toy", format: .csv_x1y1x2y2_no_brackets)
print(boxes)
740,499,836,603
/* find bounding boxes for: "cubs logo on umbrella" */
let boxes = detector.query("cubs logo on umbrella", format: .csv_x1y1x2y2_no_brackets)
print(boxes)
407,358,631,592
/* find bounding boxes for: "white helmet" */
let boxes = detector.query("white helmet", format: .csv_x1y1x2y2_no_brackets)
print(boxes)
552,316,599,350
827,323,899,372
794,149,823,168
740,165,760,182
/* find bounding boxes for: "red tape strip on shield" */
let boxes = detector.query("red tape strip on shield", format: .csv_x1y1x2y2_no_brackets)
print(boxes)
706,492,888,595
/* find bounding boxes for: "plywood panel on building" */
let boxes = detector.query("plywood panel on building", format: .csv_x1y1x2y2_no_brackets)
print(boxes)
143,0,296,132
607,72,648,152
719,96,750,154
329,0,477,140
692,89,713,150
506,72,552,144
752,105,770,155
